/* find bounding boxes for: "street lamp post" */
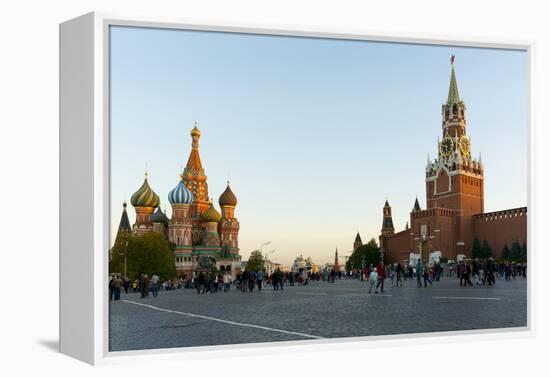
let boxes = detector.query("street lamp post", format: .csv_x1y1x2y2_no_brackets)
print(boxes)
260,241,271,271
265,249,276,274
124,241,128,278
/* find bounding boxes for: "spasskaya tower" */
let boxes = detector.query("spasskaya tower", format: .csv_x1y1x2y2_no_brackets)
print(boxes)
425,56,484,216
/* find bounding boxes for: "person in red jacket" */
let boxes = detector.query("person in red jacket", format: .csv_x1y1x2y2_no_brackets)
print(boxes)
376,262,387,294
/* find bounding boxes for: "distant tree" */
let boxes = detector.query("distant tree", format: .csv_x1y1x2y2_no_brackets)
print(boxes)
246,250,265,272
510,238,522,261
501,243,510,260
109,232,176,281
471,237,482,259
349,238,380,270
481,239,492,259
521,241,527,262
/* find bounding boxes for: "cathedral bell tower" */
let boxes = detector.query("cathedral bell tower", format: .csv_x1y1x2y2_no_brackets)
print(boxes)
218,182,240,255
425,56,484,216
181,122,211,245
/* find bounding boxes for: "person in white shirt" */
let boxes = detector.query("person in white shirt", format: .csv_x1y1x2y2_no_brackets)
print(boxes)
223,272,231,292
369,269,378,294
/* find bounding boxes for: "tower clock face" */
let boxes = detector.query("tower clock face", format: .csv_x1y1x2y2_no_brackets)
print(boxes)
459,136,471,157
440,137,454,157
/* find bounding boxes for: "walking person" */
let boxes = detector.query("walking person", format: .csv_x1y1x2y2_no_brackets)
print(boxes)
223,272,231,292
369,268,378,294
256,270,265,291
396,263,403,287
141,274,150,298
112,275,123,301
416,260,423,288
459,261,467,286
151,273,159,297
423,263,432,287
109,275,115,301
248,271,256,292
376,262,387,293
272,271,279,290
196,272,205,294
241,269,249,293
276,268,284,290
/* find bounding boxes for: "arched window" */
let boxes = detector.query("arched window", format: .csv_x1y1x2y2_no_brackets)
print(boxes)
452,104,458,115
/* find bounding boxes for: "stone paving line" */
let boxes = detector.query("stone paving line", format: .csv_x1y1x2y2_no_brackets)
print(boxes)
122,299,326,340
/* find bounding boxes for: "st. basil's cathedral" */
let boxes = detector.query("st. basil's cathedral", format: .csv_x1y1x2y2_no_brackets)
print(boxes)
115,124,241,278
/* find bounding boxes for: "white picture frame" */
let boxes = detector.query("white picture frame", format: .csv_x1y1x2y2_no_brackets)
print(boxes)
59,11,536,365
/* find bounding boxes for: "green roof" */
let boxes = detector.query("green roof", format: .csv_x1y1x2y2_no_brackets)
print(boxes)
447,65,461,105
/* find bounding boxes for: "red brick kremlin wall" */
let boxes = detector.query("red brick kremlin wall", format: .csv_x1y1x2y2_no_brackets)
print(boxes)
473,207,527,256
380,229,410,264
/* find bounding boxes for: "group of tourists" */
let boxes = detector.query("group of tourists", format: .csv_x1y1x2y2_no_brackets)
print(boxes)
364,262,389,294
109,258,527,301
455,259,526,287
108,272,162,301
193,271,233,294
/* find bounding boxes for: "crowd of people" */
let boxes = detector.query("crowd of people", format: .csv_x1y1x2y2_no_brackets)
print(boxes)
109,259,527,301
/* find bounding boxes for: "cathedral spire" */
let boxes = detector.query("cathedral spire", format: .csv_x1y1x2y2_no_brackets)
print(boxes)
114,201,132,245
447,55,461,105
184,122,204,176
118,201,132,234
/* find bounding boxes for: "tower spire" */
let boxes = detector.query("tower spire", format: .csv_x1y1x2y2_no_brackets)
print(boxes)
184,122,204,176
447,56,461,105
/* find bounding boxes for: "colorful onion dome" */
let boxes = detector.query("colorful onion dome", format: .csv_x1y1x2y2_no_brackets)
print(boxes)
168,179,193,205
151,206,169,223
130,174,160,208
219,182,237,207
201,202,221,223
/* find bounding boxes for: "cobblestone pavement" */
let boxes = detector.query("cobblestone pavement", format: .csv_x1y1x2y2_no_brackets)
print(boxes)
109,276,527,351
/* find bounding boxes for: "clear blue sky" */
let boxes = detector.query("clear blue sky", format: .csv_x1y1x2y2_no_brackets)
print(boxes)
110,26,528,266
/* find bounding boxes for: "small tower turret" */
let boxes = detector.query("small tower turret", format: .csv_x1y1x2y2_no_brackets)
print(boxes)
381,200,395,236
353,232,363,251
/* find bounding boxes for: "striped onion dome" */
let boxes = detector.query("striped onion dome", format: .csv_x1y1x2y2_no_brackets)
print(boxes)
168,179,193,205
130,175,160,208
219,182,237,207
201,202,221,223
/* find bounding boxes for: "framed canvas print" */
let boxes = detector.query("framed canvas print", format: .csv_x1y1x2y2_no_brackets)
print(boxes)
59,12,534,365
